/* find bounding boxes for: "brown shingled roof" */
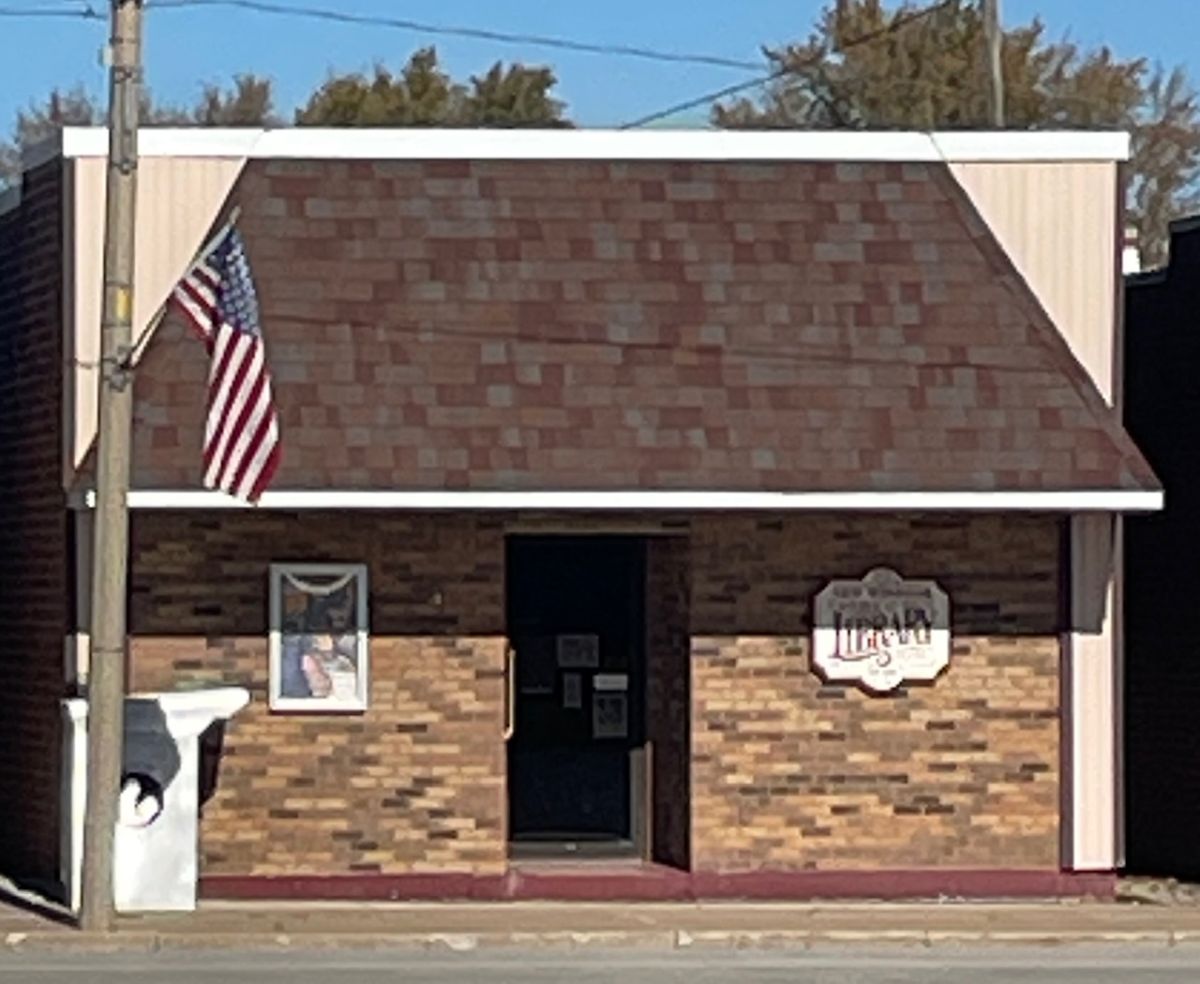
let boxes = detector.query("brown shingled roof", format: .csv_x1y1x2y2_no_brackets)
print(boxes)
127,156,1157,495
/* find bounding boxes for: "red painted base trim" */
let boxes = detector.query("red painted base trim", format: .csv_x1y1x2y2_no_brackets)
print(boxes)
201,868,1117,902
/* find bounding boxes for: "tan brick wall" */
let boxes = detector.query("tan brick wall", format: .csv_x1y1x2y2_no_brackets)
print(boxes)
689,514,1062,871
129,512,508,876
130,510,1063,878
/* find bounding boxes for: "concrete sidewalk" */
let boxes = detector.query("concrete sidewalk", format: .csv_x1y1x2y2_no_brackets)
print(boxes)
6,899,1200,952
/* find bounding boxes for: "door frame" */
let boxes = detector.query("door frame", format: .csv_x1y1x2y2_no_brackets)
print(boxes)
503,533,649,860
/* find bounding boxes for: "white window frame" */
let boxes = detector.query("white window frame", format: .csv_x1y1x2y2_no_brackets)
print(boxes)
268,562,370,712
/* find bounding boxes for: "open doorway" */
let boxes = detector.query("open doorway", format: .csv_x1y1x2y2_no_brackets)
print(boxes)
505,535,646,859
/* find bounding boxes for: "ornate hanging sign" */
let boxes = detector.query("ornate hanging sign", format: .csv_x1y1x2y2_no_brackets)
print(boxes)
812,567,950,694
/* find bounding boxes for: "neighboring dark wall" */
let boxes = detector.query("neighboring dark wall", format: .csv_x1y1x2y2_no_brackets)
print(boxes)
1124,225,1200,878
645,536,691,869
0,163,68,884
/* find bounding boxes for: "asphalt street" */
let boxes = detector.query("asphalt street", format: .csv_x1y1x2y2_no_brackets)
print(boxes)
2,946,1200,983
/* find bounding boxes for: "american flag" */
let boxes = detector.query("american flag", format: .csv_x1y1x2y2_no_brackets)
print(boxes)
170,224,281,503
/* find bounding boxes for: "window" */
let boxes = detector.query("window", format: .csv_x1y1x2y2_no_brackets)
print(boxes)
269,563,369,712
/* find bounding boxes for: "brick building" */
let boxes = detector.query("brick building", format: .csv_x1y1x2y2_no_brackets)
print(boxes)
0,128,1159,902
1124,217,1200,880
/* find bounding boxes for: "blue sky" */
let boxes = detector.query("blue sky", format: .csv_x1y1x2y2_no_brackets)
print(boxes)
1,1,1197,130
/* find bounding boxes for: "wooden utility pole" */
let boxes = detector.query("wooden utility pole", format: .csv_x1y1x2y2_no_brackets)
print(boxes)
983,0,1005,127
79,0,142,933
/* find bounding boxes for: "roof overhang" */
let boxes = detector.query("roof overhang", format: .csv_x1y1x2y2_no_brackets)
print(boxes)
24,127,1132,170
73,488,1163,512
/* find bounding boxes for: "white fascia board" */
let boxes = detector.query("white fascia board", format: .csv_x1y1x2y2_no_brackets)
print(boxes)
77,489,1163,512
932,130,1131,163
56,127,940,162
51,126,1131,164
108,128,260,159
251,128,942,162
58,127,261,160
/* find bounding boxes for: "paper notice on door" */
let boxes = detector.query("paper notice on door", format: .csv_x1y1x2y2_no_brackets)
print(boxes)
562,672,582,709
519,636,556,694
556,634,600,668
593,693,627,739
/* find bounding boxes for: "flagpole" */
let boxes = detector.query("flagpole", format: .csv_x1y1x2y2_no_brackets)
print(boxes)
126,207,242,365
195,206,241,262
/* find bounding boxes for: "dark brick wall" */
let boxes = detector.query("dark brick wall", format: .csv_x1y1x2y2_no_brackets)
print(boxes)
645,535,691,869
1124,227,1200,878
0,164,68,883
689,513,1062,871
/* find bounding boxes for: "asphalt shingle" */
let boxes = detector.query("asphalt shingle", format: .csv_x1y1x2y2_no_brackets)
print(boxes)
128,158,1157,495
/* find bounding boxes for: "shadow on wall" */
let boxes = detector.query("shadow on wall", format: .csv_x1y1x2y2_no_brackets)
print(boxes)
0,877,75,927
121,698,183,820
198,721,227,815
687,514,1078,640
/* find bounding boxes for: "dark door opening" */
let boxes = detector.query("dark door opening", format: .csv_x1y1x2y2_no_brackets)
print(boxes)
506,535,646,859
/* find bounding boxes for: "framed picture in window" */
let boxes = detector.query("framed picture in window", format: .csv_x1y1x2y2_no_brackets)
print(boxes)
269,563,369,712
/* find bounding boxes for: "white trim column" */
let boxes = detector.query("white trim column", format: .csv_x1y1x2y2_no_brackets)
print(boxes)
1067,513,1119,870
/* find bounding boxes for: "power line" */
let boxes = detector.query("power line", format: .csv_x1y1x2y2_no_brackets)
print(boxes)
0,3,102,18
261,311,1076,384
145,0,767,73
620,0,959,129
619,72,785,131
826,0,959,55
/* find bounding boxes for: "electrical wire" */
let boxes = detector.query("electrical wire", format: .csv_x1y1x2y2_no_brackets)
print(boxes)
0,3,101,18
620,0,961,128
249,311,1072,383
145,0,767,73
620,72,788,131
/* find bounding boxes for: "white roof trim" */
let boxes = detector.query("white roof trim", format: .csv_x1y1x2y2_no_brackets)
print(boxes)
35,127,1131,164
932,131,1130,162
0,184,20,218
1169,214,1200,235
76,489,1163,512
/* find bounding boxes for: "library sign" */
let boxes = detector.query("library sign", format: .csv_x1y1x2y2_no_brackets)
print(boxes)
812,568,950,694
